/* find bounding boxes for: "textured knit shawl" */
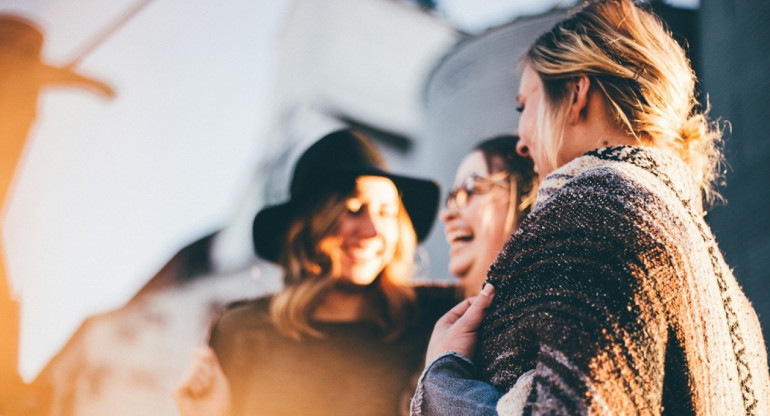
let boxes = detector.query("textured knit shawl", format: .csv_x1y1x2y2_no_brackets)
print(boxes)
479,146,770,416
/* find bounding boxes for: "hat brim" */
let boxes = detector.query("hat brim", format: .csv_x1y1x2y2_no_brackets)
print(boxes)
251,201,298,263
252,166,439,263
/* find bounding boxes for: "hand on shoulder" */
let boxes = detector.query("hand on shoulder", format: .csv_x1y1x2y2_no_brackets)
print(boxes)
425,284,495,365
174,346,232,416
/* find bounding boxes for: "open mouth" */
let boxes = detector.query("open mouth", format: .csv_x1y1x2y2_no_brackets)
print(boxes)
446,229,474,244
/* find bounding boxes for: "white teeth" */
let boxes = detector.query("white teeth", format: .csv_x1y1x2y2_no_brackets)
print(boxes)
347,246,380,259
446,229,473,243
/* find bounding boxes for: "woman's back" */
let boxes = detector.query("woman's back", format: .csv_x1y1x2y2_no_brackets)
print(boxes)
481,147,769,415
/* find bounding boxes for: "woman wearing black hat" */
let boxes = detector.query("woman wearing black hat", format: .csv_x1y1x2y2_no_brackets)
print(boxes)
175,129,458,416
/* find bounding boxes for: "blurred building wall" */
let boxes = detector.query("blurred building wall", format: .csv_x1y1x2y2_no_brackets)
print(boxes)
700,0,770,346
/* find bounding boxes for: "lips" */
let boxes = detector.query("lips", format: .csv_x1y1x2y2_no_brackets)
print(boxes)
344,246,382,263
446,228,474,244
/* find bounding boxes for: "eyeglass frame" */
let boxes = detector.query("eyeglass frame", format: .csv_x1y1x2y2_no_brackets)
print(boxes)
444,171,512,210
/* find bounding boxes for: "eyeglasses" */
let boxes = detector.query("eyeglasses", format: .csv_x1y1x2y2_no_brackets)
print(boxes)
445,172,511,209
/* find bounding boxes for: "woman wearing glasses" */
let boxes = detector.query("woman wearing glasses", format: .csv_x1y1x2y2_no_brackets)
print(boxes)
441,135,537,298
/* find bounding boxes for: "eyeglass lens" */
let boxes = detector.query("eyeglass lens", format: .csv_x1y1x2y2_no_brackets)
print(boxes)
445,173,509,209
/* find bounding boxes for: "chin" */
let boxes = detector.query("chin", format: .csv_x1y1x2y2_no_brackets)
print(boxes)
448,263,470,282
345,267,382,286
334,279,376,293
342,276,377,287
449,268,468,284
351,278,378,286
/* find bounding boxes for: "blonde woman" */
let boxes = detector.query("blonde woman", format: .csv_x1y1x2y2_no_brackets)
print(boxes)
176,129,458,416
441,135,536,298
413,1,770,415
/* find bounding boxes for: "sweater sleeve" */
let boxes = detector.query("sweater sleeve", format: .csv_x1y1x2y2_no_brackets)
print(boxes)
479,171,674,415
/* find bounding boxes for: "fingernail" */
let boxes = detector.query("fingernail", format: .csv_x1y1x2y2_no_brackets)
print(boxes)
482,283,494,296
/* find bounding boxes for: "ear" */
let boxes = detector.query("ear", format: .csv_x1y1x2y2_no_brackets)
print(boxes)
568,75,591,124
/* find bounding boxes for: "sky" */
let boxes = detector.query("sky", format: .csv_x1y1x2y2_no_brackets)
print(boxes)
1,0,700,382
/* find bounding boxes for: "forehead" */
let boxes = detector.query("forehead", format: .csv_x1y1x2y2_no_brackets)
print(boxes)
353,175,398,200
519,64,541,94
454,151,489,185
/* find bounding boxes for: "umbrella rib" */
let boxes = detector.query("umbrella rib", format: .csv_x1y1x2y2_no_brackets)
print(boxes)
65,0,156,68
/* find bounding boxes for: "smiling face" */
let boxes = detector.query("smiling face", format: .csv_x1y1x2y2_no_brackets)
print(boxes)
441,151,514,297
330,175,401,286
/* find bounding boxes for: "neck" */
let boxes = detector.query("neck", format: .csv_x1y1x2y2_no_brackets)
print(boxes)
597,132,641,148
460,265,491,298
560,126,642,168
562,84,643,164
312,286,368,322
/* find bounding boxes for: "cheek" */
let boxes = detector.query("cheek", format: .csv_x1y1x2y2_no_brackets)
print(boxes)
380,222,400,257
470,202,500,237
481,200,511,239
517,115,529,142
519,108,533,136
334,217,352,239
463,203,485,232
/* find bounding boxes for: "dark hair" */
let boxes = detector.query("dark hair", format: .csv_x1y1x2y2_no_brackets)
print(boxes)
474,134,538,225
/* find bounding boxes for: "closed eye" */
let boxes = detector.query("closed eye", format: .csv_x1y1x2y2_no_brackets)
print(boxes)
346,199,363,215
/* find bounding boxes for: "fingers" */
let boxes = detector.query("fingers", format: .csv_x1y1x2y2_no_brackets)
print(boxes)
174,346,232,416
424,284,496,363
176,346,217,398
458,284,495,329
436,296,476,328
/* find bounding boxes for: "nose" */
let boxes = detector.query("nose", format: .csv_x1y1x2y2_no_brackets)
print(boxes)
516,140,530,158
356,209,379,239
440,204,459,224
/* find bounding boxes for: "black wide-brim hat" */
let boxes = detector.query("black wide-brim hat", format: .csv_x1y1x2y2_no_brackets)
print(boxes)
252,129,440,263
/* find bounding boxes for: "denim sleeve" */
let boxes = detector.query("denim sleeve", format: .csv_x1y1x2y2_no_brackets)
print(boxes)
410,351,502,416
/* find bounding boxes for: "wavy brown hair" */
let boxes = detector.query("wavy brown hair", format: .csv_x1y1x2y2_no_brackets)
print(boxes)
270,185,417,341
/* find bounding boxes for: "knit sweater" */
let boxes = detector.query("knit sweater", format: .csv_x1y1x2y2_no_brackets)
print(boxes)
479,146,770,415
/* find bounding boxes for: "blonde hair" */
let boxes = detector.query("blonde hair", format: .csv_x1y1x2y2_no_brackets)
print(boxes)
270,186,417,341
524,0,723,203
